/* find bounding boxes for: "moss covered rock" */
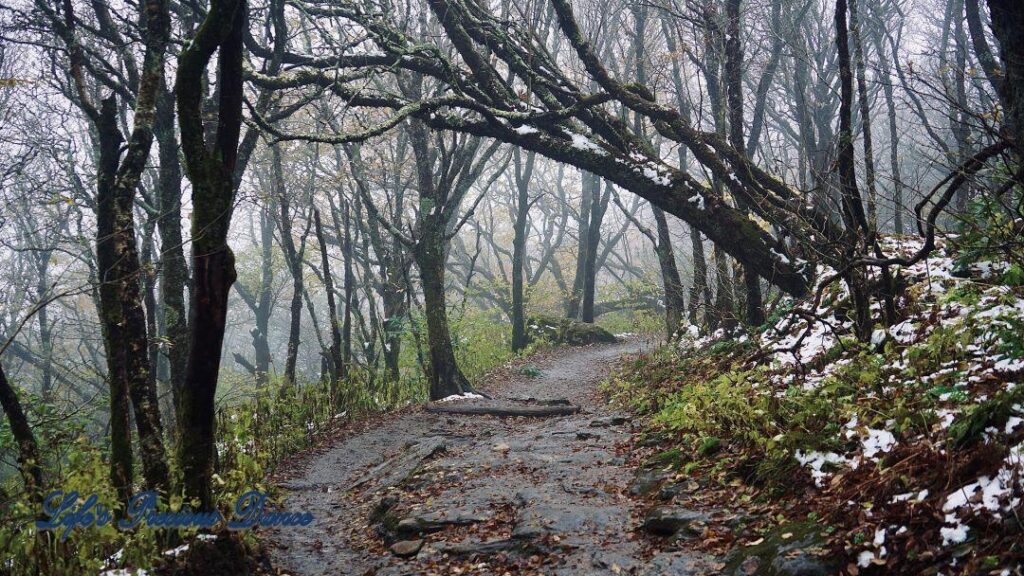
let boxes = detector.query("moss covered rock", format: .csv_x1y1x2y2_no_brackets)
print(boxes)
722,522,838,576
527,315,618,346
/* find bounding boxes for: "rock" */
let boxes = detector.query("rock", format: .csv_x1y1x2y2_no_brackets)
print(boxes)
396,510,490,536
739,556,761,575
576,431,601,440
527,315,618,346
628,468,671,497
493,442,511,452
644,551,721,575
437,538,533,557
512,501,628,542
589,415,629,428
723,522,838,576
770,551,835,576
641,506,708,537
389,539,424,558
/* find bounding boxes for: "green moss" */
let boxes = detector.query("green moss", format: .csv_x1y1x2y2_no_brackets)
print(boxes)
526,315,617,346
646,447,683,470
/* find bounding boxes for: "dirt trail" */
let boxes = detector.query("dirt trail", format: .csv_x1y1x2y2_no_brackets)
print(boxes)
262,340,716,575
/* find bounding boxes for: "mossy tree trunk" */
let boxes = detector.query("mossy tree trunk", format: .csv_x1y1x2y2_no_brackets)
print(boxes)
175,0,246,509
407,118,477,400
90,0,172,500
414,227,475,400
154,86,189,430
987,0,1024,154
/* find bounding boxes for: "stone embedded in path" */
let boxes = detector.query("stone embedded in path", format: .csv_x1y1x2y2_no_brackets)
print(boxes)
641,506,709,537
396,509,491,536
436,538,536,557
388,539,424,558
643,551,721,575
589,415,629,428
627,468,672,497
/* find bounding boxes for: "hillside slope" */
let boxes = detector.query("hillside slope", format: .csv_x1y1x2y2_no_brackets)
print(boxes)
609,235,1024,575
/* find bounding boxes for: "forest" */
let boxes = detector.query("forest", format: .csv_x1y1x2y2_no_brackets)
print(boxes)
0,0,1022,573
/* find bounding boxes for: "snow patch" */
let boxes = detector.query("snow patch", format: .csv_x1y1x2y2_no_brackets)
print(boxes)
861,429,897,459
437,392,486,403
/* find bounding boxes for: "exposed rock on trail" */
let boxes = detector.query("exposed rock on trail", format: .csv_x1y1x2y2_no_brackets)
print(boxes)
261,339,719,575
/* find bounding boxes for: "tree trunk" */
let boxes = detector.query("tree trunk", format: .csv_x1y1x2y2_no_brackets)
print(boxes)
250,207,274,385
849,0,880,226
581,173,605,323
405,117,478,400
34,258,54,401
661,16,712,329
314,209,343,387
712,244,735,330
704,8,737,329
0,361,44,505
273,146,305,386
154,87,189,425
511,149,534,352
342,200,354,380
566,169,592,319
950,0,974,215
175,0,246,510
96,97,170,498
688,226,711,328
836,0,874,341
415,228,475,400
868,1,905,233
653,208,686,338
966,0,1004,102
140,218,161,399
724,0,765,327
986,1,1024,153
95,100,135,505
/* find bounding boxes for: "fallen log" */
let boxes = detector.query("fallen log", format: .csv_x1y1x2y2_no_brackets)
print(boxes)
425,403,580,417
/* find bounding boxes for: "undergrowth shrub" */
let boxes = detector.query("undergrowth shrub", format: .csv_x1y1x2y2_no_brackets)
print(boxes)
606,296,1019,494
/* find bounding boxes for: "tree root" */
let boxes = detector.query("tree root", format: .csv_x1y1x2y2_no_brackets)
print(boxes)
425,403,580,417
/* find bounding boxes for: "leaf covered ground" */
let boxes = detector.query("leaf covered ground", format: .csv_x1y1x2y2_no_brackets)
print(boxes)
606,236,1024,575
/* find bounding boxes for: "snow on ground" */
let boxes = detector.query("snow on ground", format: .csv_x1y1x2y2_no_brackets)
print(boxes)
941,442,1024,544
437,392,486,403
676,235,1024,559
